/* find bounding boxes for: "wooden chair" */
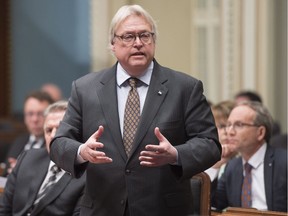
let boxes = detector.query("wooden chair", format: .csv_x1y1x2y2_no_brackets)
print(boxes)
190,172,211,216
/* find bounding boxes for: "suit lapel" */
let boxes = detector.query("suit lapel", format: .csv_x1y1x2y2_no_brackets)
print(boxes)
264,147,273,210
31,173,72,215
234,158,244,206
97,65,127,161
25,151,50,212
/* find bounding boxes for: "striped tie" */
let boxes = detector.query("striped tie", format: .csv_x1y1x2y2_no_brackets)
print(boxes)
241,163,253,208
34,164,61,205
123,78,140,155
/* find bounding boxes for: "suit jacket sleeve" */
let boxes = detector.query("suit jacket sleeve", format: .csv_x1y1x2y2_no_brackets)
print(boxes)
0,151,28,215
172,79,221,180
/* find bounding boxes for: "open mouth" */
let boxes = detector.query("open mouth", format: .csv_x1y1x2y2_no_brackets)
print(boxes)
131,52,145,56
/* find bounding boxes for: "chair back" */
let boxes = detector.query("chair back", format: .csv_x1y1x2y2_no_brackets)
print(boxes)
190,172,211,216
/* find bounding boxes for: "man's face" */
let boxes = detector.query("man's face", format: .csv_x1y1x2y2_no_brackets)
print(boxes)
111,15,155,77
226,105,262,154
43,111,65,152
24,98,50,138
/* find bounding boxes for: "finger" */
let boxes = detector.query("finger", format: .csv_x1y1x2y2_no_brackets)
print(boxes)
139,155,155,162
140,161,156,167
87,142,104,150
90,156,113,164
140,149,160,157
154,127,165,142
144,145,162,153
90,125,104,141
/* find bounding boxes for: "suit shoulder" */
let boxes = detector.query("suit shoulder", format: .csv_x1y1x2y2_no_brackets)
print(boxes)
18,148,48,162
266,145,287,158
74,66,115,86
160,65,199,83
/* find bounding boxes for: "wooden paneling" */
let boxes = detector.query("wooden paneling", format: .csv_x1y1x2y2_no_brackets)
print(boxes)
0,0,11,117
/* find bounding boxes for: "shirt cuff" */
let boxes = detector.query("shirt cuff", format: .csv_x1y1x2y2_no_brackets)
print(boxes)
76,144,88,164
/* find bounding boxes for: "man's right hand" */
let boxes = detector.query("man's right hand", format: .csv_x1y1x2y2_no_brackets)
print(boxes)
79,126,113,164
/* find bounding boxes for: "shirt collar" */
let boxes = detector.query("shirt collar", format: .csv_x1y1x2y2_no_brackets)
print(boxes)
116,62,153,87
29,135,43,143
243,142,267,169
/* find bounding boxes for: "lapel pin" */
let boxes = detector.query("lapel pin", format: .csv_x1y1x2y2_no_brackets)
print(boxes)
158,91,162,95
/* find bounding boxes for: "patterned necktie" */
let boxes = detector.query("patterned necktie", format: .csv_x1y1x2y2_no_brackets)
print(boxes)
34,164,61,205
241,163,253,208
123,78,140,155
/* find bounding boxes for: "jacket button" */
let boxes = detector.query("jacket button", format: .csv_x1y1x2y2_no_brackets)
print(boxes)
125,169,131,174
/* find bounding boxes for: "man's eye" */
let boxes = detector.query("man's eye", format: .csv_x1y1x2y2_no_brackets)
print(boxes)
140,33,150,38
122,34,134,40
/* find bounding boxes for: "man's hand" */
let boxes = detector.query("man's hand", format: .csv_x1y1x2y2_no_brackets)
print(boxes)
80,126,113,164
7,157,17,174
212,144,237,169
139,127,177,167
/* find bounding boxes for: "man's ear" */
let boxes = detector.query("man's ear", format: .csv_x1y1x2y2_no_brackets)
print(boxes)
110,41,115,53
257,126,266,141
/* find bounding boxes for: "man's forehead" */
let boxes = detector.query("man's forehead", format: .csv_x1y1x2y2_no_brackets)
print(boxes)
229,105,255,119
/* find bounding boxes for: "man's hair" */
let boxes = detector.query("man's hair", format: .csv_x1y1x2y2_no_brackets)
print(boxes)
109,4,158,46
234,90,262,103
239,101,273,142
43,100,68,117
24,90,54,104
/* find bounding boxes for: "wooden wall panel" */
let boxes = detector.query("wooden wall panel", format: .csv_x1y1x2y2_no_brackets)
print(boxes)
0,0,11,117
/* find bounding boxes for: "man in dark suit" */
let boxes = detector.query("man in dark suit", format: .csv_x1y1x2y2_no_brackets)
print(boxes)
50,5,221,216
0,101,86,216
212,101,287,212
2,91,54,176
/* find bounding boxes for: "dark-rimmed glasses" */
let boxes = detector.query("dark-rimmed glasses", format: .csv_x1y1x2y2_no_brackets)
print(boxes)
114,32,154,46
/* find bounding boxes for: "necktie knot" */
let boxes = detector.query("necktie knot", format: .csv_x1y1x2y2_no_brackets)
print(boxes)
51,164,61,174
244,163,253,174
128,78,138,89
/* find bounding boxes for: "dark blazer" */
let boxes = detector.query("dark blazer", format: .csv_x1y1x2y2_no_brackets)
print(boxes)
50,60,221,216
2,133,45,177
212,145,287,212
0,148,86,216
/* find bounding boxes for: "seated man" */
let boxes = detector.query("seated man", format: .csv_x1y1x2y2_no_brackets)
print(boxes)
212,101,287,212
2,91,53,176
0,101,86,215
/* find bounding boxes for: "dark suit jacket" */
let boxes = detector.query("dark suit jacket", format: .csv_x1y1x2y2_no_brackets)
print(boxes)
0,148,86,216
50,60,221,216
2,133,45,177
212,145,287,212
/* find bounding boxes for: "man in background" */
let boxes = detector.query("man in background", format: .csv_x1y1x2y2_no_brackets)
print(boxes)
212,101,287,212
0,101,85,215
41,83,63,102
2,91,53,176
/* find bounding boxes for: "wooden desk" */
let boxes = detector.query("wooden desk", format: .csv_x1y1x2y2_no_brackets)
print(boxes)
212,207,288,216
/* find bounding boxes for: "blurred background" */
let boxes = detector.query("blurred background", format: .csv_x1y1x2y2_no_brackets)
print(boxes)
0,0,286,134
